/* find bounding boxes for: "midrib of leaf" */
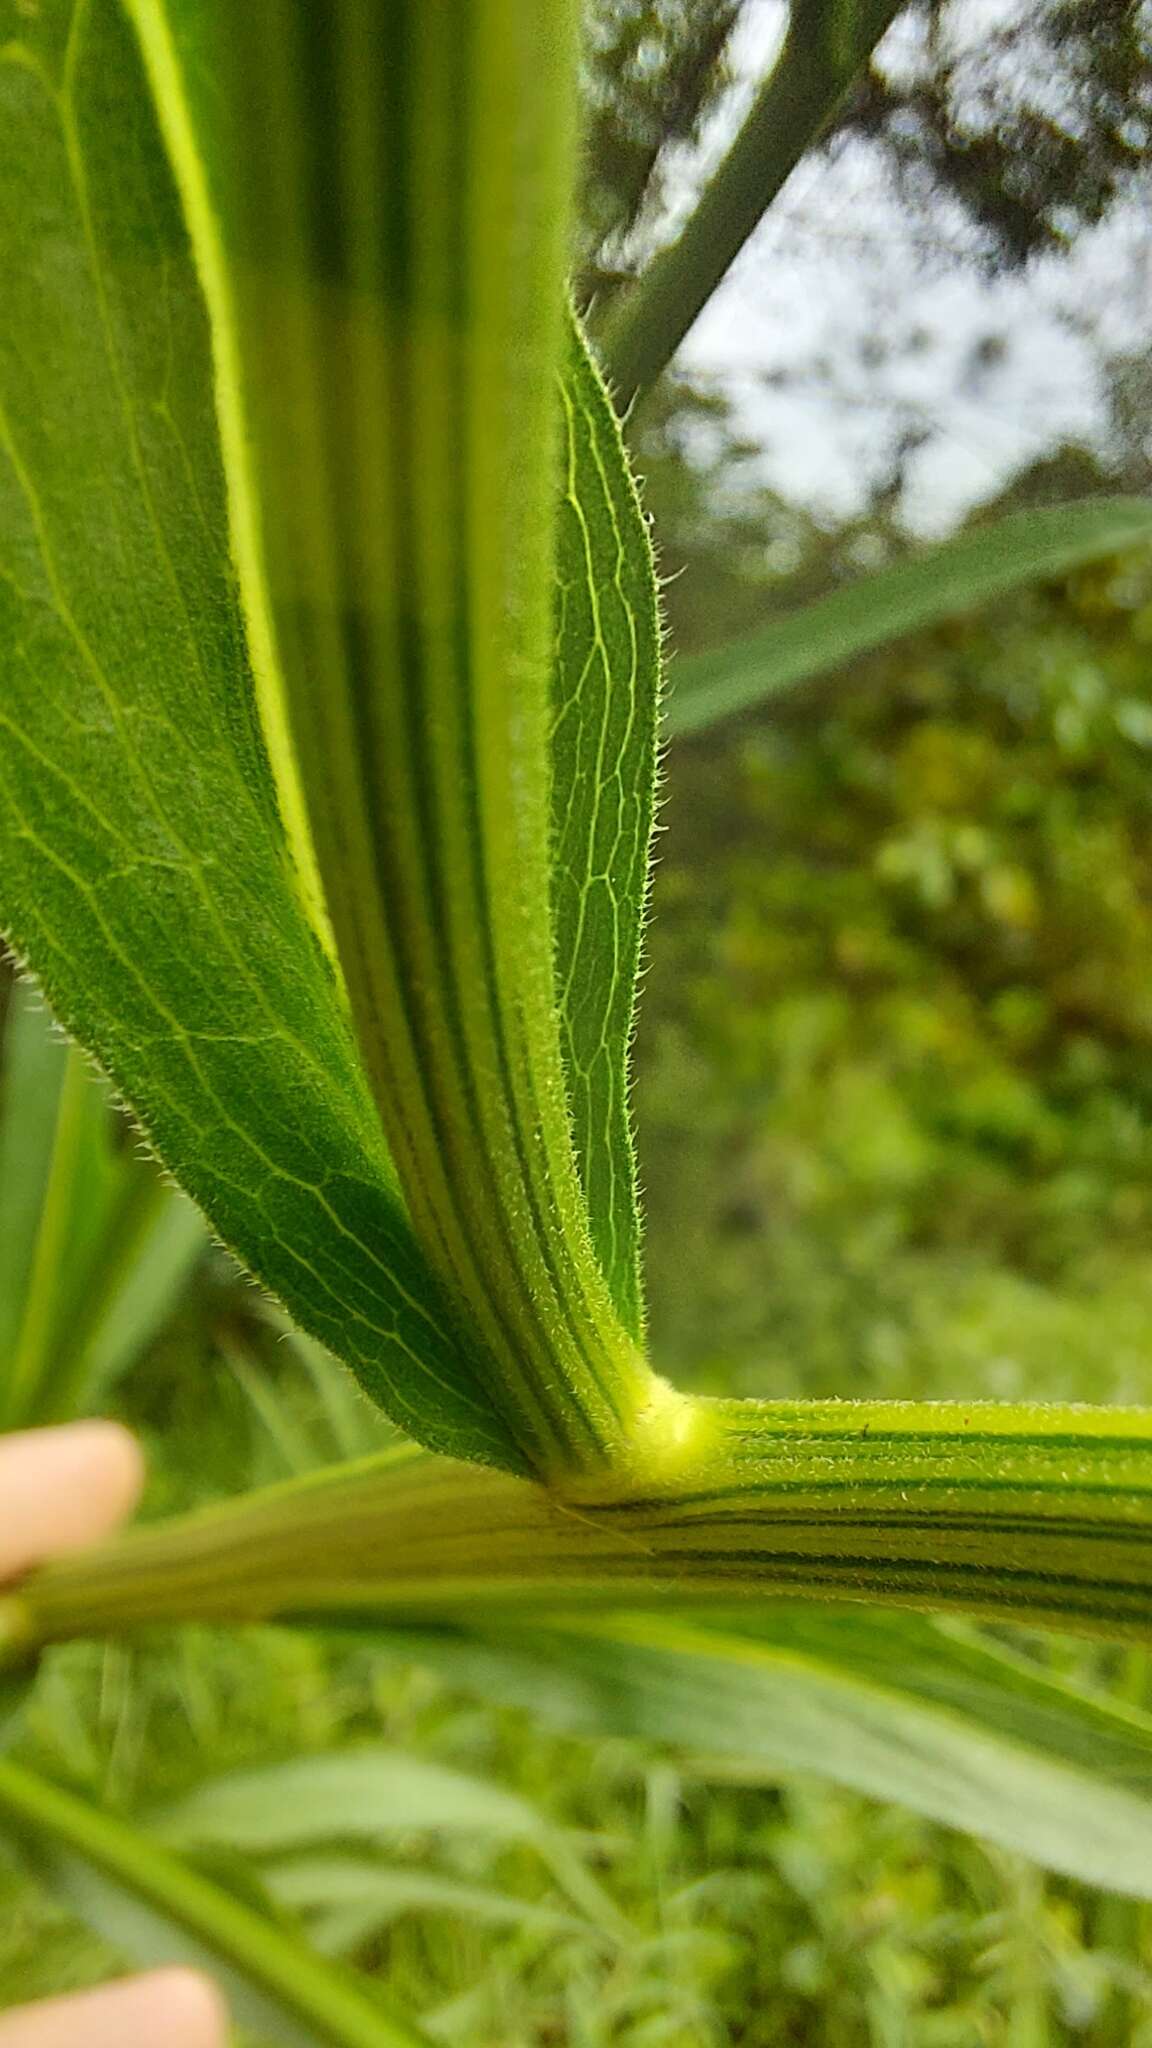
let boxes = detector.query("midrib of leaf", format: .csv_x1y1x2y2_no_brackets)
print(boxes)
0,0,522,1471
76,0,337,962
128,2,684,1481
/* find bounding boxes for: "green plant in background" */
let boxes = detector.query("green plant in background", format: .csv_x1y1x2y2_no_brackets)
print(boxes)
5,2,1152,2038
0,981,205,1432
642,549,1152,1413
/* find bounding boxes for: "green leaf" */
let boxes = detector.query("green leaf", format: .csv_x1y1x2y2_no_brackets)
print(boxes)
285,1330,399,1467
0,981,69,1367
0,1756,429,2047
128,0,676,1480
667,498,1152,738
152,1747,626,1938
0,1008,107,1424
0,0,522,1470
153,1750,559,1859
379,1610,1152,1903
551,322,661,1340
263,1858,583,1957
0,980,207,1423
74,1181,206,1413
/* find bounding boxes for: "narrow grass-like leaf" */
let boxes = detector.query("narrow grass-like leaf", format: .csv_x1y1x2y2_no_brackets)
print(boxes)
285,1331,398,1467
0,1757,429,2047
71,1181,206,1413
667,498,1152,738
0,982,206,1422
153,1751,557,1860
0,0,521,1469
0,986,201,1426
0,1037,108,1426
128,0,677,1480
0,983,69,1366
551,322,661,1339
152,1748,625,1938
377,1611,1152,1904
264,1859,583,1957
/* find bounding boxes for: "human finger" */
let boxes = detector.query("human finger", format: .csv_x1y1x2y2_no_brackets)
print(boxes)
0,1422,144,1580
0,1968,228,2048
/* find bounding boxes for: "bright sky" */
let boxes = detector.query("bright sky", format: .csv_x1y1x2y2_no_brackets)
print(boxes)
660,0,1151,535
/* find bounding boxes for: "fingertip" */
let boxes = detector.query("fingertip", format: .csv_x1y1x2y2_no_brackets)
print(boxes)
136,1968,229,2044
0,1967,227,2047
75,1419,146,1517
0,1422,145,1577
37,1419,145,1537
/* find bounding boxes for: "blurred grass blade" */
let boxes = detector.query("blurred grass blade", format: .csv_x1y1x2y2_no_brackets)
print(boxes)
0,1034,107,1426
0,982,69,1367
284,1330,398,1466
70,1178,206,1413
0,1757,429,2047
153,1748,625,1937
153,1750,557,1858
385,1609,1152,1904
0,979,202,1424
0,0,522,1469
667,498,1152,738
264,1859,583,1957
596,0,903,405
19,1399,1152,1645
129,2,674,1481
552,321,661,1339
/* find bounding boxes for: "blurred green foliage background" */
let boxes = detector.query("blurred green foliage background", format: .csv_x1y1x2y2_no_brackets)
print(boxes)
641,539,1152,1416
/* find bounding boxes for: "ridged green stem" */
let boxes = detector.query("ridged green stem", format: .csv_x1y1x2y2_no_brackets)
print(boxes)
9,1397,1152,1651
597,0,903,405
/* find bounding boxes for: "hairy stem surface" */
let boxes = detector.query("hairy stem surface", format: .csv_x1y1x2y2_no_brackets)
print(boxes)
9,1397,1152,1649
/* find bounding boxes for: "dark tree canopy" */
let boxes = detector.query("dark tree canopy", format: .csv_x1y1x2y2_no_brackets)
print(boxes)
842,0,1152,269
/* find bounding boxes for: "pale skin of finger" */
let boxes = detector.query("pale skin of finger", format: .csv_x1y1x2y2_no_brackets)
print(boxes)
0,1968,227,2047
0,1422,144,1580
0,1433,228,2043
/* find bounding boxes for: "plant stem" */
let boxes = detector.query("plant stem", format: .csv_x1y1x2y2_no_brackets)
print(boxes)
596,0,904,407
10,1397,1152,1650
0,1756,429,2047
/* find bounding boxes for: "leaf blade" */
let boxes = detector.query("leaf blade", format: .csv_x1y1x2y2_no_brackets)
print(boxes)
131,0,670,1478
667,498,1152,737
0,0,521,1469
393,1608,1152,1902
552,321,661,1339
